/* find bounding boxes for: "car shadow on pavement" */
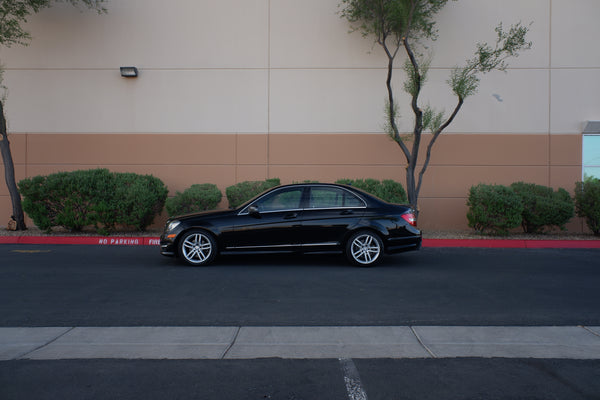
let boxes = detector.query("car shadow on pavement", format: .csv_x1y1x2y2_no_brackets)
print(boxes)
163,252,421,270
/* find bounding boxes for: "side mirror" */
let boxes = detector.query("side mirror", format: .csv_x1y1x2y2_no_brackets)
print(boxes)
248,205,260,218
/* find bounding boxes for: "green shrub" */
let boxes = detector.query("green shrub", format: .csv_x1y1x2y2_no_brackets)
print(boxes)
335,178,408,204
110,173,169,231
18,169,113,232
510,182,574,233
18,169,168,233
467,184,523,235
226,178,280,208
574,177,600,235
166,184,222,216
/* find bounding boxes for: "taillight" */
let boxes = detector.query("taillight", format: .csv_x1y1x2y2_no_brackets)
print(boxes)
401,213,417,227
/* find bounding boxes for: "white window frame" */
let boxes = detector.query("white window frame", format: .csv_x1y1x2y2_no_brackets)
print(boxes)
582,134,600,180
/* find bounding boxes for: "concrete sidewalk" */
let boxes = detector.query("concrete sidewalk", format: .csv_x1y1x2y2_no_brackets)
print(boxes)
2,326,599,360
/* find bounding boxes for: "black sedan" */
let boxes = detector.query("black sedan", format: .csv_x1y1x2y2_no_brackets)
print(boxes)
160,183,421,266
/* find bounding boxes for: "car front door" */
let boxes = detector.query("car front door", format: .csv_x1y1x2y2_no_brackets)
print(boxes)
226,186,306,252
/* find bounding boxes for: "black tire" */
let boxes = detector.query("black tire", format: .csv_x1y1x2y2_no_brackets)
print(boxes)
345,230,383,267
178,230,217,266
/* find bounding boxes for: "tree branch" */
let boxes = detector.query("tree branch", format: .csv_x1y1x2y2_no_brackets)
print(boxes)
416,96,464,197
382,38,411,163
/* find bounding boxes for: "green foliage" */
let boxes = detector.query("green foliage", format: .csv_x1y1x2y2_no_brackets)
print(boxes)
165,184,222,217
18,169,109,232
383,97,402,142
335,178,407,204
340,0,532,216
18,169,167,233
422,104,444,133
225,178,281,209
110,173,168,231
0,0,107,232
450,22,532,100
0,0,107,47
510,182,574,233
403,57,430,97
574,177,600,236
339,0,452,46
467,184,523,235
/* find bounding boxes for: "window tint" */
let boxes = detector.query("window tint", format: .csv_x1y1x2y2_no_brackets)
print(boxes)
583,135,600,179
255,188,303,212
309,187,364,209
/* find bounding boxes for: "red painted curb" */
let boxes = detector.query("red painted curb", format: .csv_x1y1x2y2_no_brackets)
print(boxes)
1,236,599,249
522,240,600,249
423,239,525,248
422,238,600,249
0,236,161,246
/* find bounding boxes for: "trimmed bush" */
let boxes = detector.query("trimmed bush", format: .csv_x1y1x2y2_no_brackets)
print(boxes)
574,177,600,236
226,178,281,208
510,182,574,233
166,184,222,216
109,173,168,231
467,184,523,235
18,169,111,232
335,178,408,204
18,169,168,233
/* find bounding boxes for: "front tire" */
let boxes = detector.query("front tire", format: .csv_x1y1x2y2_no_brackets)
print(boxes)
178,230,217,266
346,231,383,267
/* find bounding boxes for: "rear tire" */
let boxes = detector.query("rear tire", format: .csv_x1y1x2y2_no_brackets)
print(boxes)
178,230,217,266
345,230,383,267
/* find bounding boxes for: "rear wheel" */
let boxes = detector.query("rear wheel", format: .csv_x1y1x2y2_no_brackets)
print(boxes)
345,230,383,267
178,230,217,266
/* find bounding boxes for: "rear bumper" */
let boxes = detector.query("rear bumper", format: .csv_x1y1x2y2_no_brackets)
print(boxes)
385,234,422,254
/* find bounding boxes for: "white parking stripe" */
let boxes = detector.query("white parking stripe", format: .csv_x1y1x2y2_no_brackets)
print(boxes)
340,358,368,400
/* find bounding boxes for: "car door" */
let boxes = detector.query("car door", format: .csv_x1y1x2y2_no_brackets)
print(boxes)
301,186,366,251
226,186,306,252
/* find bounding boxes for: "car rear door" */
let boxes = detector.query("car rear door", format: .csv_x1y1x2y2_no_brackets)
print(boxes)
301,186,366,251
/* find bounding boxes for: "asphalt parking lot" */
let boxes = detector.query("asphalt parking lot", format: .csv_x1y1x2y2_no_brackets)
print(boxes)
1,244,599,399
1,245,599,327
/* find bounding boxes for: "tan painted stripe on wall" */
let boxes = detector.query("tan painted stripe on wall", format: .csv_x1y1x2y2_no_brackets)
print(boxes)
0,133,585,231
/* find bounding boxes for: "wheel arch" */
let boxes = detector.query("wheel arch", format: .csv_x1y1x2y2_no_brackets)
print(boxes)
174,226,221,258
343,220,389,247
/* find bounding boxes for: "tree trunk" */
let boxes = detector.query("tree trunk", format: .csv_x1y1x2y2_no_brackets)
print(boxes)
0,100,26,230
406,162,419,217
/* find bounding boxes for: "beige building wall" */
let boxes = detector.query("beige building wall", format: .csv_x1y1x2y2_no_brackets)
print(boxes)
1,0,599,231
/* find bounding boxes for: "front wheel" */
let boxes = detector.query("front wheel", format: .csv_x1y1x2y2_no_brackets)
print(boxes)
178,230,217,266
345,231,383,267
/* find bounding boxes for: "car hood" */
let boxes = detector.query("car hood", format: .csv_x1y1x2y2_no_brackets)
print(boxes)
172,208,238,222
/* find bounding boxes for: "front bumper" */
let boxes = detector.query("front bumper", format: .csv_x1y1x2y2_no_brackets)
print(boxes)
159,234,177,256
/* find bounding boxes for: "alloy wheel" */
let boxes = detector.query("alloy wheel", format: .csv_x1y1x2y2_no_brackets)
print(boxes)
348,231,382,266
179,231,216,266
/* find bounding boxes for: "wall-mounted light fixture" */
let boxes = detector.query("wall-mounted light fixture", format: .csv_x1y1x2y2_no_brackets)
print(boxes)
120,66,139,78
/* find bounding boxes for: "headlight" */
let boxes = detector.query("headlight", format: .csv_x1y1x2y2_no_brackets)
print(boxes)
166,220,181,232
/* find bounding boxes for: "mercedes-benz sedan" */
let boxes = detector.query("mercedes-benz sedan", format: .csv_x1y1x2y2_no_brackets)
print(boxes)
160,183,421,266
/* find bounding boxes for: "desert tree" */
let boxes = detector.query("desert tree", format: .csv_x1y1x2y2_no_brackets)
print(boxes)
0,0,106,230
339,0,531,216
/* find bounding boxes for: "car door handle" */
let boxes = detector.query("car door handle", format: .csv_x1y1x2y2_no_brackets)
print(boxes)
284,212,299,219
341,210,354,215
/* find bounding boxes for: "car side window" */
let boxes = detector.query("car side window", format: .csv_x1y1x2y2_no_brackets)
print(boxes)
254,188,303,212
309,187,364,209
